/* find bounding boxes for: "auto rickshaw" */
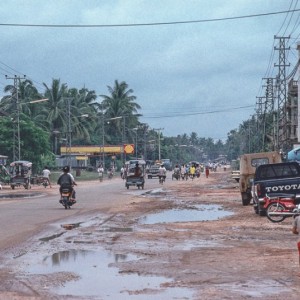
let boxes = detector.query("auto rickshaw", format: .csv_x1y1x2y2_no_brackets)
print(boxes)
9,160,32,189
0,164,11,185
125,159,146,189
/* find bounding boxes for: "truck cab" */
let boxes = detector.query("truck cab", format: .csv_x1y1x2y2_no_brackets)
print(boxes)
239,151,282,206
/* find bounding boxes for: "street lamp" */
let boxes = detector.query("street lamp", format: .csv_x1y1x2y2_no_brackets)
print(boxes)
132,128,138,159
153,128,164,161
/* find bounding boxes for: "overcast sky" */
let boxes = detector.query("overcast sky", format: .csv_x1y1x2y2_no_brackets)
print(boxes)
0,0,299,141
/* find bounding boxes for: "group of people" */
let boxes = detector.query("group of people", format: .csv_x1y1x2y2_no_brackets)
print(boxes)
172,164,201,180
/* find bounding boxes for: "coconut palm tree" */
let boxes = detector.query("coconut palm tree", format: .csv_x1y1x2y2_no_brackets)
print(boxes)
99,80,141,143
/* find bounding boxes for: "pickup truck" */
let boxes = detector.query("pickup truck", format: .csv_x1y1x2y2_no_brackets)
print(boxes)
147,164,160,179
252,161,300,216
239,151,282,206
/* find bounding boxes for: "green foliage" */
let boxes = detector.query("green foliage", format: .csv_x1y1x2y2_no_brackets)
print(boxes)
1,78,273,168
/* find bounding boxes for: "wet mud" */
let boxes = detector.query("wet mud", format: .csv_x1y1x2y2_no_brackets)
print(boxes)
1,171,300,299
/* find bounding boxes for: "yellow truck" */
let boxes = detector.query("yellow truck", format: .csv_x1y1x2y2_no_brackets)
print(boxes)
239,151,282,206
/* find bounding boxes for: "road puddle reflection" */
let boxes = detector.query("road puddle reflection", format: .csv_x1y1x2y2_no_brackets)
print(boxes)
27,249,194,299
140,204,233,224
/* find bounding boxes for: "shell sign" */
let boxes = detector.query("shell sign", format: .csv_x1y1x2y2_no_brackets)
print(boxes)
124,144,134,154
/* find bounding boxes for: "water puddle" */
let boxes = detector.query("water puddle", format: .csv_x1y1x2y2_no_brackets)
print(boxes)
0,192,44,199
217,279,290,297
27,249,194,299
140,204,233,224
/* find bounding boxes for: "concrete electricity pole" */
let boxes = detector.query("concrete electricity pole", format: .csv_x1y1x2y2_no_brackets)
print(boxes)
153,128,164,161
5,75,26,161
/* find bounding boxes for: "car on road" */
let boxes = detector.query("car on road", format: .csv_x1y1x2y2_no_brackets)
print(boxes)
147,164,160,179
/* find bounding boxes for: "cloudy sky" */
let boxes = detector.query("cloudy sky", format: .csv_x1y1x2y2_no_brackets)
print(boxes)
0,0,299,141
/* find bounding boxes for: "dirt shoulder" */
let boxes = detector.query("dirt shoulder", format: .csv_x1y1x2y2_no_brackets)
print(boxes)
1,170,300,299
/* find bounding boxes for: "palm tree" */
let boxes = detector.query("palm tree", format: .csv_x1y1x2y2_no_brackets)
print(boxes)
99,80,141,144
68,87,98,144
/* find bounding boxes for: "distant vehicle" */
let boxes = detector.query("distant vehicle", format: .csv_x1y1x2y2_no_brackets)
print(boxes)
9,160,32,189
147,164,160,179
161,159,172,171
125,159,146,189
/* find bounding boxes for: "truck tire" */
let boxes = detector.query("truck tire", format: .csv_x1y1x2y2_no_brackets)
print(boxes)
241,192,251,206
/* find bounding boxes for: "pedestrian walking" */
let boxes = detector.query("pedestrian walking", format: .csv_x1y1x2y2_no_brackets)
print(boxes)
205,165,210,178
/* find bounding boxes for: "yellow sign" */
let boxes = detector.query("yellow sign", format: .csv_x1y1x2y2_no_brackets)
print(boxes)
124,144,134,154
60,145,123,154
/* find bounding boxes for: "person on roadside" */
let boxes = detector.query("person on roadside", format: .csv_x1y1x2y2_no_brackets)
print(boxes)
292,214,300,267
180,164,186,180
97,164,104,182
41,166,52,188
57,166,77,202
205,165,210,178
190,164,196,180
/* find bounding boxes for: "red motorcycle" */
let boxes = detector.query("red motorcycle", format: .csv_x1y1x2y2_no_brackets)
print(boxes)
264,193,300,223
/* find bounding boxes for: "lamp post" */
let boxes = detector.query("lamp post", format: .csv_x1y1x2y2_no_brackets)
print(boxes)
132,128,138,159
153,128,164,161
105,116,125,162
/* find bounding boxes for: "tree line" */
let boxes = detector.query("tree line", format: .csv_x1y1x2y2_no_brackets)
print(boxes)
0,78,267,172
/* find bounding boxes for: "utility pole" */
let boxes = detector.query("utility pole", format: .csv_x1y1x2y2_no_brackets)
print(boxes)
153,128,164,161
65,97,72,168
5,75,26,161
274,36,290,151
256,96,264,151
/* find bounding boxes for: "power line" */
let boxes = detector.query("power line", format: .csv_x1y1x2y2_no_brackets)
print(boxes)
142,105,254,119
0,9,300,28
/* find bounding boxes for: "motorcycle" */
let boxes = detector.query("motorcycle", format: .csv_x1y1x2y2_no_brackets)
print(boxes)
264,193,300,223
159,175,166,185
99,172,103,182
59,187,76,209
42,177,49,188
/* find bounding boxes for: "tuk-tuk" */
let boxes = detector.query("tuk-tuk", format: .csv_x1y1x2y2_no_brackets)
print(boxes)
125,159,146,189
9,160,32,189
0,164,11,185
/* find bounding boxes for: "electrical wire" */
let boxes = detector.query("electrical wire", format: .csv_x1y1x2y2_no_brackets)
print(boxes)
0,9,299,28
142,105,254,119
276,0,295,36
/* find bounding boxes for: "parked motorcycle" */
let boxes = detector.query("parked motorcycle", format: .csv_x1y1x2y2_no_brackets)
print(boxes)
264,193,300,223
59,187,76,209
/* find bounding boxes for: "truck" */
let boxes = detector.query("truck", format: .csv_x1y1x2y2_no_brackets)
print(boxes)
251,161,300,216
239,151,282,206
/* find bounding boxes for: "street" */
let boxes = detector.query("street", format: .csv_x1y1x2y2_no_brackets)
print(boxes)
0,170,300,299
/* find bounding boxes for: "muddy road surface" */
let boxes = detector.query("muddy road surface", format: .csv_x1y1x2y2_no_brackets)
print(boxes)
0,170,300,299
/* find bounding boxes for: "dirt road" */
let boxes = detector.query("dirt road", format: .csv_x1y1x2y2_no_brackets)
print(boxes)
1,170,300,299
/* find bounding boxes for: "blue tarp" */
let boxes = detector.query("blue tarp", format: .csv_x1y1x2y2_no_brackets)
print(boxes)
287,147,300,161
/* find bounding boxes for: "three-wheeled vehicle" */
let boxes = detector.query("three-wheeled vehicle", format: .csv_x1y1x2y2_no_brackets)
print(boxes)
9,160,32,189
125,159,146,189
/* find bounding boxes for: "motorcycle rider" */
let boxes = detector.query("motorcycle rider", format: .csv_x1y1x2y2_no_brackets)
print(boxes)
41,166,52,188
158,164,167,184
57,166,77,202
